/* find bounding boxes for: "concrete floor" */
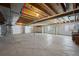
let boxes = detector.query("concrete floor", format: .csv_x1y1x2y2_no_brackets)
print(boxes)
0,33,79,56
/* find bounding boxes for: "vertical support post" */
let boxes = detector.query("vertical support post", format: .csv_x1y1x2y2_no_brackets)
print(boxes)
21,26,25,34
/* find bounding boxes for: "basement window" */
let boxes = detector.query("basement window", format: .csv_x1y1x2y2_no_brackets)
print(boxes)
25,26,32,33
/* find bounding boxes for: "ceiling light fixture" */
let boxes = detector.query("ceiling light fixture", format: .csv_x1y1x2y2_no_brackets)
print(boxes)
36,13,39,17
16,23,24,26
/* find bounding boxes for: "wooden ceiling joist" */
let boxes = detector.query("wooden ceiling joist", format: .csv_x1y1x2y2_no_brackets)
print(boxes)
60,3,66,12
21,14,39,20
17,18,33,23
30,3,55,16
45,3,58,14
30,3,51,16
22,7,47,19
16,17,33,25
28,3,49,17
46,3,65,14
21,13,40,20
73,3,77,9
41,3,56,15
22,6,47,18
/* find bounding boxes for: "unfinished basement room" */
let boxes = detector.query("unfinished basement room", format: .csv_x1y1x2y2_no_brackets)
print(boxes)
0,3,79,56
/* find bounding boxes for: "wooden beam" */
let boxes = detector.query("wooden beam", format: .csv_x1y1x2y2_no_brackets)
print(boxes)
46,3,66,21
73,3,77,9
32,8,79,23
46,3,65,14
45,3,58,14
66,3,73,11
23,4,48,18
22,8,46,19
31,3,55,16
30,3,50,16
60,3,66,12
27,3,49,16
17,17,33,23
16,17,33,24
40,3,56,15
21,14,39,20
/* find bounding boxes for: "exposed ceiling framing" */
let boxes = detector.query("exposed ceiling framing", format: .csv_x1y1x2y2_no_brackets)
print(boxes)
0,3,79,26
32,8,79,23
